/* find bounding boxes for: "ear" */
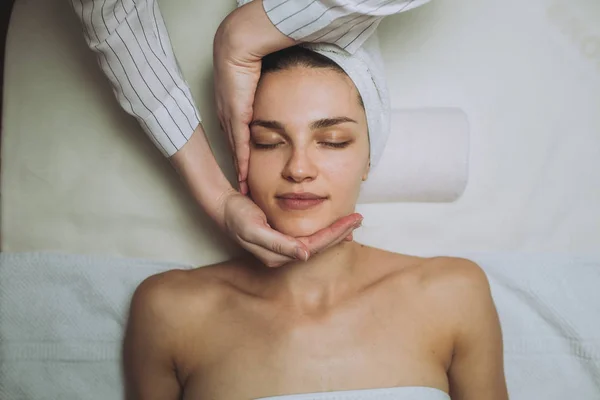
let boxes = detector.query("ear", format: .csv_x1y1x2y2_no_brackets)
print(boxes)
362,161,371,182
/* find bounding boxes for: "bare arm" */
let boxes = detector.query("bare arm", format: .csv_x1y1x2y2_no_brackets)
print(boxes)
123,275,182,400
446,261,509,400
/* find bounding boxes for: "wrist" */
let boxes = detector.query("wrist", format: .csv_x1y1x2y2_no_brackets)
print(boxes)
170,124,236,225
215,0,295,61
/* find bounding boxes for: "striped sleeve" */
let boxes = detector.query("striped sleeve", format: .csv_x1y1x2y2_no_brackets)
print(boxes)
263,0,431,54
70,0,201,157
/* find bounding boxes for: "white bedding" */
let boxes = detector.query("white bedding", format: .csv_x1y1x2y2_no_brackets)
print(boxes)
1,252,599,399
2,0,600,264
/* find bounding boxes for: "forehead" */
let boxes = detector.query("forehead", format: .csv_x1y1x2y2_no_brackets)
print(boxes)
254,67,364,123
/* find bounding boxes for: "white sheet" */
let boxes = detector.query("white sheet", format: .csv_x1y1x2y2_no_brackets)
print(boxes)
1,252,599,399
2,0,599,264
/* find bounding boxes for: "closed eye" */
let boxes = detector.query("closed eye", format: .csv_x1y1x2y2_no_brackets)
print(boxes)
252,142,284,150
320,141,351,149
252,141,352,149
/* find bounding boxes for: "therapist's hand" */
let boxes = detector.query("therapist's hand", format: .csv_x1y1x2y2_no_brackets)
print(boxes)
219,190,362,268
174,118,358,269
214,0,295,194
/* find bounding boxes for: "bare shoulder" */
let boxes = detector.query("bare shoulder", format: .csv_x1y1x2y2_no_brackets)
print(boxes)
128,259,248,328
409,256,492,306
382,254,496,335
375,251,492,312
419,256,490,293
415,256,497,330
368,247,488,293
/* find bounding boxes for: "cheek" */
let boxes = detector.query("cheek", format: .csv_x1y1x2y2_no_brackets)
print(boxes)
321,148,369,203
247,155,265,199
247,152,280,205
326,161,365,191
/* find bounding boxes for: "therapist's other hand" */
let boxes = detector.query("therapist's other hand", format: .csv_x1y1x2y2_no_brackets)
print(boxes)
213,51,258,196
219,190,362,268
214,0,295,194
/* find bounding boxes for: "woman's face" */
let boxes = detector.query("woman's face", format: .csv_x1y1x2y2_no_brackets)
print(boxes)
248,66,369,237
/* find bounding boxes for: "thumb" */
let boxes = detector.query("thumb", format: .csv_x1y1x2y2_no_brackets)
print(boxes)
233,122,251,191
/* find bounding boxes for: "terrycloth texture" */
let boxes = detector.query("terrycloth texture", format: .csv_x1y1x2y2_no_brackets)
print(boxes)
0,253,185,400
236,1,391,168
255,386,449,399
1,252,600,400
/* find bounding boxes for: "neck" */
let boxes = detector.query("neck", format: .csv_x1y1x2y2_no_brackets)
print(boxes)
259,241,363,312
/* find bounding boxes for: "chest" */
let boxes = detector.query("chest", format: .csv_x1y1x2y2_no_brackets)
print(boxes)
181,292,451,400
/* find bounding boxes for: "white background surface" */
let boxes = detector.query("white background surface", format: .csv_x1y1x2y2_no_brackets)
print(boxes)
363,0,600,256
2,0,599,264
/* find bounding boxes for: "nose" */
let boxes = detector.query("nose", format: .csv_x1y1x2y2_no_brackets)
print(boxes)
281,145,318,183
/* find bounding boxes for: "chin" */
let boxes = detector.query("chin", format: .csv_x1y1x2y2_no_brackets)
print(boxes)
269,215,328,238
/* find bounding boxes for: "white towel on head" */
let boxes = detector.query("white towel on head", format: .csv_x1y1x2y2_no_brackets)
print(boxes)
236,1,391,168
303,37,391,168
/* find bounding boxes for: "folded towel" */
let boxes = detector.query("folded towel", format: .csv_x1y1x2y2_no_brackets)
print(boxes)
0,252,184,400
1,251,599,399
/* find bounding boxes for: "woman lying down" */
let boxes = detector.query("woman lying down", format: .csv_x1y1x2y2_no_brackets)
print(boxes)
123,43,509,400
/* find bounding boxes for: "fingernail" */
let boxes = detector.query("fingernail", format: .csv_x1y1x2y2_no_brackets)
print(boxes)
295,248,309,261
239,181,248,195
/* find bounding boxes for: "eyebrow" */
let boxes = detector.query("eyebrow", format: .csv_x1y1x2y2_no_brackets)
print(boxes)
250,117,357,131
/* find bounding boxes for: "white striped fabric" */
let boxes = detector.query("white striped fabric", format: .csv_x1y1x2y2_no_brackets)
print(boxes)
263,0,431,54
70,0,430,157
70,0,201,157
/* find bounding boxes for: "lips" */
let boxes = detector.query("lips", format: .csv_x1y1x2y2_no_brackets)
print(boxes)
275,192,327,211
